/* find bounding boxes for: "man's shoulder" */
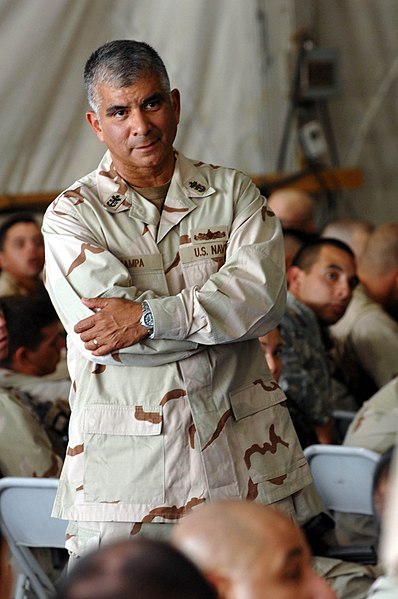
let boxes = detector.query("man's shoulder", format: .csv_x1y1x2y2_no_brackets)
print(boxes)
45,152,110,216
283,293,317,327
177,152,254,191
331,284,384,339
360,377,398,414
0,386,26,410
0,272,23,297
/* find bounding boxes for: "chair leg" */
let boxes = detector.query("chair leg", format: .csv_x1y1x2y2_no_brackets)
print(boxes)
13,573,28,599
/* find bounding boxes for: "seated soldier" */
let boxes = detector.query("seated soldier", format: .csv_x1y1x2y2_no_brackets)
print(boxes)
344,377,398,455
369,448,398,599
173,500,378,599
331,223,398,405
0,295,70,402
0,213,47,298
321,217,374,261
0,296,70,474
336,381,398,548
268,188,317,234
279,238,358,446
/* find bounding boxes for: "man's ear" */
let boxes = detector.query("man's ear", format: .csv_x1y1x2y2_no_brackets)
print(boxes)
287,265,303,293
171,88,181,124
86,111,105,142
12,346,30,371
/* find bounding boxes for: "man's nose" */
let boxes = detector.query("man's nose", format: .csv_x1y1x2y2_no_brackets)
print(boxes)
336,279,351,300
131,109,151,136
268,356,277,376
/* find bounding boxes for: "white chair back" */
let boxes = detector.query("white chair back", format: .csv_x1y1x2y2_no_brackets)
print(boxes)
304,444,380,515
0,477,67,599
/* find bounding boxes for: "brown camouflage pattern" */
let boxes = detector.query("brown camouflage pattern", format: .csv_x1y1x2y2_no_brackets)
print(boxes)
43,150,311,524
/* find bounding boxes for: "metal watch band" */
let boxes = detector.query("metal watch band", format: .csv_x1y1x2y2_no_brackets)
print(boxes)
140,300,154,336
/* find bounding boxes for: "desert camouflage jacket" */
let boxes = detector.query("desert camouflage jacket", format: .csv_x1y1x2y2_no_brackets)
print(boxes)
331,284,398,403
344,376,398,453
42,150,311,523
0,387,62,477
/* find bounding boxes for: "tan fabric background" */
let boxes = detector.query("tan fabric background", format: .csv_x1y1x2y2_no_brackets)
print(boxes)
1,0,398,224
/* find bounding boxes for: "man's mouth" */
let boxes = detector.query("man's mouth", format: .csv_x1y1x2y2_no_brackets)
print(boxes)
135,139,159,151
330,303,346,315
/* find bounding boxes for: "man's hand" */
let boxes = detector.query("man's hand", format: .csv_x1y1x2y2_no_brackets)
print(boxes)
74,297,149,355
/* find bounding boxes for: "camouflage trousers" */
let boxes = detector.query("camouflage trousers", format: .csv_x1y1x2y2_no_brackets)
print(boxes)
66,520,175,570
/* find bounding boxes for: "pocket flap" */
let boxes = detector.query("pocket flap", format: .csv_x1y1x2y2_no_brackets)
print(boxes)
229,379,286,421
83,404,162,436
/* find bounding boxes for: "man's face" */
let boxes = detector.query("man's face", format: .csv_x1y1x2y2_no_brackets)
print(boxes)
28,322,65,376
289,245,357,325
236,523,335,599
259,328,283,382
0,222,44,279
86,73,180,186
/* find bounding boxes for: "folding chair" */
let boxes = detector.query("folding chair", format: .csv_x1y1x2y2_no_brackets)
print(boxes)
0,477,68,599
304,444,380,514
304,444,381,563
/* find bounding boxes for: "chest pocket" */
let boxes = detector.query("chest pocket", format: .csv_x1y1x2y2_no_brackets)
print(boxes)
179,240,226,288
120,254,169,296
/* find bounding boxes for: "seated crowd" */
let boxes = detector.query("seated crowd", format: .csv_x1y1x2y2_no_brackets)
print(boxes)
1,197,398,599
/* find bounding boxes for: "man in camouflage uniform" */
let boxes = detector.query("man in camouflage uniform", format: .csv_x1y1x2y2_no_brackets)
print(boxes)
42,40,321,559
279,238,358,447
0,295,70,460
344,377,398,455
337,377,398,548
330,223,398,405
0,298,63,477
0,388,62,477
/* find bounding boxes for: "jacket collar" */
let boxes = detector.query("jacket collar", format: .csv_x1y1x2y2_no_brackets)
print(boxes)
96,150,215,215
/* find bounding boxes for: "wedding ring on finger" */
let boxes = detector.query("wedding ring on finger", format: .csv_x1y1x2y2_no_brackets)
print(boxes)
93,338,99,347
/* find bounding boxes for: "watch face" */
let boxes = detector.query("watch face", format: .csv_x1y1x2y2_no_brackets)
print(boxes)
143,311,154,328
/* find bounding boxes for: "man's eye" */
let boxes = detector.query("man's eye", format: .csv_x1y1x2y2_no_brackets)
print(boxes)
325,271,339,281
12,241,25,250
283,566,303,582
145,100,160,110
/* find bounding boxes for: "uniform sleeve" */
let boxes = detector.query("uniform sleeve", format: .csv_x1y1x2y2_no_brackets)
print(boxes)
148,176,286,344
351,311,398,387
43,196,201,367
279,314,332,426
0,391,62,478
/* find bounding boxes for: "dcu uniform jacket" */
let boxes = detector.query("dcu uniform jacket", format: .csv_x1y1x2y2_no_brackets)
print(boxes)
42,150,311,523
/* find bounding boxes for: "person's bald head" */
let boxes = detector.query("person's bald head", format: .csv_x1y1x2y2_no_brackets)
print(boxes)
268,188,316,233
321,218,374,260
357,222,398,309
173,501,336,599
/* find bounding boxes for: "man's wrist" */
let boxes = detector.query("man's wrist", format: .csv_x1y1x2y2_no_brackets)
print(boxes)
140,300,155,338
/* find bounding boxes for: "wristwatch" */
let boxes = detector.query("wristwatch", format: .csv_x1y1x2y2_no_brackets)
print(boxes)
140,300,154,337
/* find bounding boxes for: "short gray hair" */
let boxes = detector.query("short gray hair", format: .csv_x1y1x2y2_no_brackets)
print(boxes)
84,40,171,113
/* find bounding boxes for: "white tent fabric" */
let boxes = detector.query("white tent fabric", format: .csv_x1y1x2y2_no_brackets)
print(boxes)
298,0,398,224
1,0,398,225
0,0,294,194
